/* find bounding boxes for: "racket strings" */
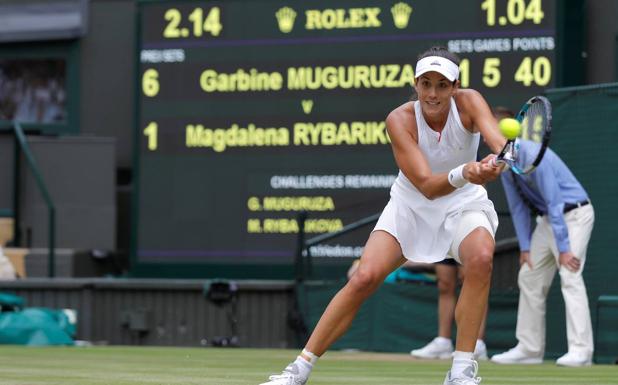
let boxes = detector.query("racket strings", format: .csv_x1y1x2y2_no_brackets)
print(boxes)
521,101,547,143
510,98,550,174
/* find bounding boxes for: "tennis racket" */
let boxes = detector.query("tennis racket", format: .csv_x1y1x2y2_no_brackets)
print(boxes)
492,95,552,174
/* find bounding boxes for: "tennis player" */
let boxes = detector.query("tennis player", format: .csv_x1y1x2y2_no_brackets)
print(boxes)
260,46,506,385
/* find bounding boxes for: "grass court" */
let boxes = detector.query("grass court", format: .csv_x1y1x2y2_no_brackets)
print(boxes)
0,346,616,385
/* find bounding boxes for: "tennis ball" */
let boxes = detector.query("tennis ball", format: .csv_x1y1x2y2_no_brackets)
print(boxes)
499,118,521,140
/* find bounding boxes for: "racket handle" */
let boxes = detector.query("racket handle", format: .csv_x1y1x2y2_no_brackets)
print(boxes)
490,155,504,167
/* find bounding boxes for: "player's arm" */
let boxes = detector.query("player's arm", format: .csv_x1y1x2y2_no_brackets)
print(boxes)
460,89,506,154
386,106,483,200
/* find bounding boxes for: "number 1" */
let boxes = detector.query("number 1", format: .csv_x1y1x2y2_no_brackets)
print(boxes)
144,122,158,151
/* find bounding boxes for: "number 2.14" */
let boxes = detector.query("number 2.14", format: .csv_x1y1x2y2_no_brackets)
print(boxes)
164,7,222,38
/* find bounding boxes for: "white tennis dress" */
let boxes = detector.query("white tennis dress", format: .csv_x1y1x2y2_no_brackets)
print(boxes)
374,99,498,263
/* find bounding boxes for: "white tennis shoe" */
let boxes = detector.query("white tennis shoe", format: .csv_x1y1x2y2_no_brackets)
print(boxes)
259,362,308,385
411,336,454,359
490,345,543,364
555,351,592,367
443,360,482,385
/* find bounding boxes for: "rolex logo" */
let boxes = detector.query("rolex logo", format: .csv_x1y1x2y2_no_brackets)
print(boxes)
276,7,297,33
391,2,412,29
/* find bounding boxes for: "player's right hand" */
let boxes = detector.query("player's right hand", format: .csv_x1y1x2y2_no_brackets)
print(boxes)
463,158,501,184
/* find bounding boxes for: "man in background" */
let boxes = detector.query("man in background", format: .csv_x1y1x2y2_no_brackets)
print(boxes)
491,139,595,367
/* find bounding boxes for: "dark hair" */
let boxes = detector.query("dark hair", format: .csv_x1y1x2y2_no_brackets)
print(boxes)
410,46,460,100
417,46,461,66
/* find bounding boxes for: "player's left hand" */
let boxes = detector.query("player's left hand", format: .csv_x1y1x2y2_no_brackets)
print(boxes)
559,251,581,272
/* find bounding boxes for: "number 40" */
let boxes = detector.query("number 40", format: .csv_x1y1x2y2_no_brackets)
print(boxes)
515,56,551,86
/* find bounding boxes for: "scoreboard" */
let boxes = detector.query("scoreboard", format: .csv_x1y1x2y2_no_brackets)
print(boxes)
133,0,561,278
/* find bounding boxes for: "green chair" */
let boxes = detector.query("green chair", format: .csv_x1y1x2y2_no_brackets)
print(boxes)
594,295,618,364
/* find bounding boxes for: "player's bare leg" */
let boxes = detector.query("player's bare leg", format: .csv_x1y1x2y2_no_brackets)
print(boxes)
457,227,494,352
458,265,489,360
444,227,494,385
304,230,406,355
475,303,489,360
260,231,405,385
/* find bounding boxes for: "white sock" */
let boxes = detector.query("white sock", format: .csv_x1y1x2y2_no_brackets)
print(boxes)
284,355,313,380
453,351,475,360
301,348,319,364
451,351,475,378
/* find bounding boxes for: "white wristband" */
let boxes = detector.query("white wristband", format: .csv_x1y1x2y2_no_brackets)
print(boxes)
448,164,468,188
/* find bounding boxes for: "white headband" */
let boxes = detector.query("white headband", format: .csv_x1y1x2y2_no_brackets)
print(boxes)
415,56,459,82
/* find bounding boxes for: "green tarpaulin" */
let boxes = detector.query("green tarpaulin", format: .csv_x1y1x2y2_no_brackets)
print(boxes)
0,293,75,346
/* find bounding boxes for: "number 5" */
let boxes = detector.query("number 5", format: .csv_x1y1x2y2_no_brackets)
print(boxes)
482,58,501,88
